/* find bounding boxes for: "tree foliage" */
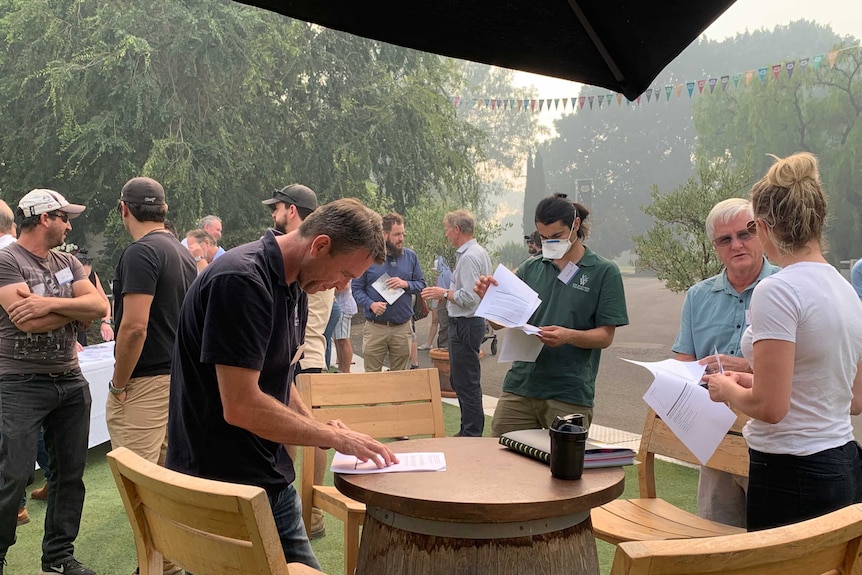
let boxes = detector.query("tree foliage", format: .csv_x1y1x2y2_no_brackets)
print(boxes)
0,0,486,278
693,34,862,263
633,157,752,293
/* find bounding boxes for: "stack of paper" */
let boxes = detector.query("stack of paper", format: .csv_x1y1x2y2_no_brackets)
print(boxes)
475,264,544,362
330,452,446,474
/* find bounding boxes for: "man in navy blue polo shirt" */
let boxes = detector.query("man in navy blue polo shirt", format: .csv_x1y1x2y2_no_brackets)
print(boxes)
166,198,397,570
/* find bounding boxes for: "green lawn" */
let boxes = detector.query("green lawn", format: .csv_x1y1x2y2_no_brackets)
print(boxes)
9,404,700,575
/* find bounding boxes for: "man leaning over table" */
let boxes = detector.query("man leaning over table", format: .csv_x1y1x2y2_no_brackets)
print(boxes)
672,198,778,529
166,199,397,570
0,189,107,575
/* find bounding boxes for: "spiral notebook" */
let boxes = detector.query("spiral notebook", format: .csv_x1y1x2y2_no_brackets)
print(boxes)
499,428,636,468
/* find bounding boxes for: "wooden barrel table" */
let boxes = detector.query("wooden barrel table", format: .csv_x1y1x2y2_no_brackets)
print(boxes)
334,437,625,575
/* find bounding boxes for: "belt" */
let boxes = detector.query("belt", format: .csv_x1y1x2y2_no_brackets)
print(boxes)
370,318,408,327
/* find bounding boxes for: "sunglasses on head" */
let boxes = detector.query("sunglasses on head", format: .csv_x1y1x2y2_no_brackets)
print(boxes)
48,211,69,223
712,220,757,248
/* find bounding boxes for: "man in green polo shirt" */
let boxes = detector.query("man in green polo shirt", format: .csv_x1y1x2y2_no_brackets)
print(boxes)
477,194,629,435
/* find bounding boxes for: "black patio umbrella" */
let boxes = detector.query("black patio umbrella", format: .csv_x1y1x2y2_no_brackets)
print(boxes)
234,0,737,101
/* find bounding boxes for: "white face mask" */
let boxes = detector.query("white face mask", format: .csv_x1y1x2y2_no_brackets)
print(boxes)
541,221,577,260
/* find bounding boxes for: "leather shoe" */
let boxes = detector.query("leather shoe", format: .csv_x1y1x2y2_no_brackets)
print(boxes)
17,506,29,526
31,484,48,500
309,507,326,539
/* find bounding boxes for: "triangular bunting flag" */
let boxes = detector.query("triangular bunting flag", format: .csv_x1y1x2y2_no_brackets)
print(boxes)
800,58,809,71
562,98,568,110
530,99,536,113
490,99,496,111
578,96,585,110
554,98,560,110
645,89,652,103
771,64,781,81
758,67,768,83
708,77,717,93
675,84,683,98
828,50,838,68
588,96,594,109
616,93,623,106
697,79,706,94
538,99,544,112
733,73,742,88
636,95,642,105
452,96,460,107
523,98,530,111
484,98,491,108
471,98,479,109
721,75,730,91
665,85,673,101
686,81,695,98
785,61,795,79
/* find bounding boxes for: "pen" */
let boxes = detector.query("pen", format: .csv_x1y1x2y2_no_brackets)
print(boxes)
713,345,724,375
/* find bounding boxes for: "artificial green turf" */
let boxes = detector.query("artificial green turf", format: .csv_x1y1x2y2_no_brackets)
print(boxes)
9,403,699,575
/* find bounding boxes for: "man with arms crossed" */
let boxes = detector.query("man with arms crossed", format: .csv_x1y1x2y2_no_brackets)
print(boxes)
672,198,779,528
0,190,107,575
422,210,491,437
166,199,397,569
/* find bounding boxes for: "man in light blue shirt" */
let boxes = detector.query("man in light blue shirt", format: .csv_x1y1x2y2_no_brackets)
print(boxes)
672,198,779,529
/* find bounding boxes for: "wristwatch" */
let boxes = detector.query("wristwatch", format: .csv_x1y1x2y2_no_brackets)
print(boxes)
194,256,203,262
108,380,126,395
443,290,449,301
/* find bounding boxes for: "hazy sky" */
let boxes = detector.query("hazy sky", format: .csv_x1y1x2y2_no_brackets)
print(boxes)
513,0,862,109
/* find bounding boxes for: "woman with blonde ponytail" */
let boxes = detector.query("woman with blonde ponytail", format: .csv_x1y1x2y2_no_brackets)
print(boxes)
705,152,862,531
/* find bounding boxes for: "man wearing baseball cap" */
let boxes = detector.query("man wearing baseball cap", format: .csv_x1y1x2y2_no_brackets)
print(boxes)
0,189,106,575
262,184,319,234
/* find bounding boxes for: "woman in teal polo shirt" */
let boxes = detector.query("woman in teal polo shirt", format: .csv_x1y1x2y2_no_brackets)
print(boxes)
476,193,629,435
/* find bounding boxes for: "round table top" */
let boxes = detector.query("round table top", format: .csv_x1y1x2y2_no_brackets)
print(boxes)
334,437,625,524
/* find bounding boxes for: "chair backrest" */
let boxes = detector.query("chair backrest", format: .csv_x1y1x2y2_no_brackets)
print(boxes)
107,447,288,575
295,368,446,439
609,503,862,575
637,407,749,498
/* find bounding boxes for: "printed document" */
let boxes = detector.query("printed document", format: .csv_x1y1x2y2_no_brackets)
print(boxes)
622,357,737,465
330,452,446,474
371,272,405,304
498,327,544,363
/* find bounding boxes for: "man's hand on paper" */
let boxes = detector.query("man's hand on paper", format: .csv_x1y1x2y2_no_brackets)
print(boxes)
474,274,498,299
699,354,751,375
385,276,408,290
333,428,400,469
537,325,570,347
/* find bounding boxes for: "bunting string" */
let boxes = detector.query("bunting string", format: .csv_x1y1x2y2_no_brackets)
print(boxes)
450,44,861,113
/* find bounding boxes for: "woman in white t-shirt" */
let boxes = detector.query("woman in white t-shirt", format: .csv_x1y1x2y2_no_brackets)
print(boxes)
705,151,862,531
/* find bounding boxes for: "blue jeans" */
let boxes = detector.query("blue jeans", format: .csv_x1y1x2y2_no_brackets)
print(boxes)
323,300,341,370
0,370,91,563
747,441,862,531
448,316,486,437
270,484,321,569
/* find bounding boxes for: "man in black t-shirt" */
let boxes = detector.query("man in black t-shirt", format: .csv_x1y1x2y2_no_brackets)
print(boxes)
167,198,398,570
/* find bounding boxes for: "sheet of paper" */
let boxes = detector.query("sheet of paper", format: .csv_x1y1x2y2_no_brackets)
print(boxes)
498,327,544,362
622,357,735,465
371,273,405,305
642,374,737,465
475,264,541,328
330,451,446,474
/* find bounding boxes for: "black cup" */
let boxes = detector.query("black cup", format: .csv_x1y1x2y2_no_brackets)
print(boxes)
549,422,588,480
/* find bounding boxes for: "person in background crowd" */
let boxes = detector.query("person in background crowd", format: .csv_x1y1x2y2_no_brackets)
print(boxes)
475,194,628,436
673,198,779,529
74,249,113,347
261,183,333,540
852,258,862,300
185,228,218,273
333,286,357,373
431,255,453,349
107,177,197,574
352,212,425,372
0,201,16,250
166,199,397,570
323,297,341,371
525,230,542,257
180,214,225,259
705,152,862,531
422,210,491,436
0,189,107,575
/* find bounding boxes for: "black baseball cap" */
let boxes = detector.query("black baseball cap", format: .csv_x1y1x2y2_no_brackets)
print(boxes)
261,184,318,212
120,177,166,206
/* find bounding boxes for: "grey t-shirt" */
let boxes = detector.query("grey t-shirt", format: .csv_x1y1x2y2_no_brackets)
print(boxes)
0,243,87,373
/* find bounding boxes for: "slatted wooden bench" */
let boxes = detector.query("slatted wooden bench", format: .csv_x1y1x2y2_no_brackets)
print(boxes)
591,407,749,544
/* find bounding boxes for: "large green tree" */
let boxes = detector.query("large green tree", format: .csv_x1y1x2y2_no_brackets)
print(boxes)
0,0,485,273
693,37,862,263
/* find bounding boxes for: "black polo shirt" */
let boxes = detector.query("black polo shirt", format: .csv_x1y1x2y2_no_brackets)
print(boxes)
166,230,308,495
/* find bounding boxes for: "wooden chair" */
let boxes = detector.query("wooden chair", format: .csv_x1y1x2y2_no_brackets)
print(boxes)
591,407,749,544
107,447,324,575
296,368,446,575
609,503,862,575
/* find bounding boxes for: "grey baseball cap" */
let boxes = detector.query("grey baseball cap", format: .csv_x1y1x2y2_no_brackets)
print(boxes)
261,184,318,212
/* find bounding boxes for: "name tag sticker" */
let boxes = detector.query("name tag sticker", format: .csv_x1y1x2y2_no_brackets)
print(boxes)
557,262,579,284
55,267,74,285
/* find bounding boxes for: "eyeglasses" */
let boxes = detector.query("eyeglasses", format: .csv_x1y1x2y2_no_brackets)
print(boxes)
712,221,757,247
47,211,70,223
